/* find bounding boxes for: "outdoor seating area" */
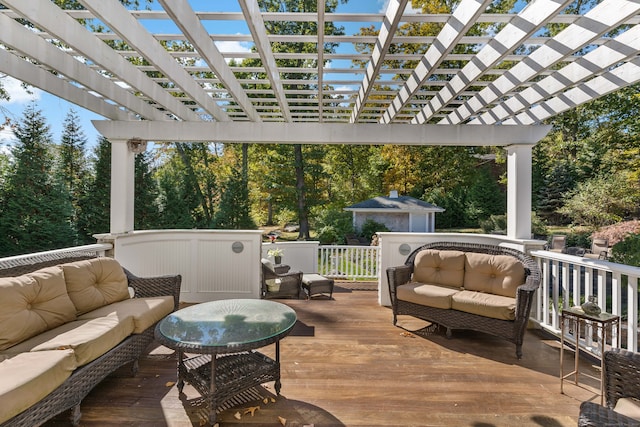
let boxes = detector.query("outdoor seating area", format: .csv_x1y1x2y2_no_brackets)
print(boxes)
0,253,181,427
31,286,601,426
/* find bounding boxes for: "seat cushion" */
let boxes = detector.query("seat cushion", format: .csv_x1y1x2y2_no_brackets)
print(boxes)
451,290,516,321
0,349,77,424
396,282,458,309
78,296,174,334
0,267,77,351
614,397,640,421
1,316,135,367
62,258,130,315
412,250,465,289
463,253,525,298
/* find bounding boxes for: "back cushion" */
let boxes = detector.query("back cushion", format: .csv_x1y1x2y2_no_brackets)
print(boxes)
62,258,130,315
463,252,525,298
0,267,77,351
412,250,465,288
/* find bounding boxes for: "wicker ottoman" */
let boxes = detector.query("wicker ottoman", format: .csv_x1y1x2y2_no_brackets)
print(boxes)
302,274,334,299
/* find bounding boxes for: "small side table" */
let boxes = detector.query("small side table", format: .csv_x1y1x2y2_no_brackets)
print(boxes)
274,264,290,274
560,306,620,404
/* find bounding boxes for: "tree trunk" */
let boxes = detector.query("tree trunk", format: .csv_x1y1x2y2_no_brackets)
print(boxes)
294,144,310,240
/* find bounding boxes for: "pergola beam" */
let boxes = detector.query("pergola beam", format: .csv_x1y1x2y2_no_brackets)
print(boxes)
412,0,573,124
159,0,262,122
444,0,640,125
92,121,551,146
78,0,229,122
350,0,408,123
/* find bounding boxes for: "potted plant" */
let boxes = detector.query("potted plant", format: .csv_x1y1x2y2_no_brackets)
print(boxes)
267,248,284,265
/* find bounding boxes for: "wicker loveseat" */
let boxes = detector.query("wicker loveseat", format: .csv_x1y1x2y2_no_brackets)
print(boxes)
386,242,540,359
578,349,640,426
0,253,181,427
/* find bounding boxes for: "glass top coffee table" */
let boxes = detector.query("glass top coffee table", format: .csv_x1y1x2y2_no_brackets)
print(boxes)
155,299,297,426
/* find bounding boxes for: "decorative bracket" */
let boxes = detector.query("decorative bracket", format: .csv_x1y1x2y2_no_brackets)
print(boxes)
127,138,147,154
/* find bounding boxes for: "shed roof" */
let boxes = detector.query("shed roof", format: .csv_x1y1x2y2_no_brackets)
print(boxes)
345,196,445,212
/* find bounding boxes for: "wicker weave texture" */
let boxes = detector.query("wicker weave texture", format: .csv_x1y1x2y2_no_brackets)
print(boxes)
261,263,303,299
386,242,541,359
578,349,640,426
0,255,182,427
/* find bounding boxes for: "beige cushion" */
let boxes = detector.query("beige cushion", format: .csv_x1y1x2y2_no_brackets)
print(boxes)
396,282,458,309
0,349,77,424
1,316,135,367
0,267,77,351
412,250,465,288
78,296,174,334
62,258,130,315
614,397,640,421
451,290,516,320
463,253,525,298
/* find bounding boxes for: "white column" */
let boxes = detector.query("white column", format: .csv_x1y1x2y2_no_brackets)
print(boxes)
110,139,136,233
506,144,533,239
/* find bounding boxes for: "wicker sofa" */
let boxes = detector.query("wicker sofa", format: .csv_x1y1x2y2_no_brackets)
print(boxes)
0,253,181,427
386,242,540,359
578,349,640,426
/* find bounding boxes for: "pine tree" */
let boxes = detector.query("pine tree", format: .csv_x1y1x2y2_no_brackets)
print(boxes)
0,102,76,255
57,109,89,234
212,163,256,229
76,137,111,242
134,150,160,230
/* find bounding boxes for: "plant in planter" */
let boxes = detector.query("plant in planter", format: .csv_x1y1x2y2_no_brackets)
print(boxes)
267,248,284,264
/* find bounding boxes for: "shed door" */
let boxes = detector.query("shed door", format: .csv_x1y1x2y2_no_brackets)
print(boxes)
410,213,427,232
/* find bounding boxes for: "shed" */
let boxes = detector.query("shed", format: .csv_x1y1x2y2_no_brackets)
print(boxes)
344,191,445,233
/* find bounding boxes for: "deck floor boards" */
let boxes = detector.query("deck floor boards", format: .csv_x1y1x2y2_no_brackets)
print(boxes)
44,284,599,426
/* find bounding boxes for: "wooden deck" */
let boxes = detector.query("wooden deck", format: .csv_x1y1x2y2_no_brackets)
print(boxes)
45,284,600,426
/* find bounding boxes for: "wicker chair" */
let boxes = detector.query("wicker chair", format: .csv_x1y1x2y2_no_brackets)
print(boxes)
578,349,640,426
386,242,540,359
261,259,303,299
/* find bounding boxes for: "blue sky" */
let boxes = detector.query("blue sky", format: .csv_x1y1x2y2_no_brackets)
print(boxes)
0,0,399,150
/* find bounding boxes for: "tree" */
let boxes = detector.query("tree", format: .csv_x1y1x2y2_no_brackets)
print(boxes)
213,144,255,229
77,136,111,241
57,109,89,232
134,150,161,230
0,102,76,255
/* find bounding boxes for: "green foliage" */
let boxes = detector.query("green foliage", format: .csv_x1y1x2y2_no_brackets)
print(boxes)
531,212,549,238
464,165,506,226
274,208,297,228
134,151,161,230
359,219,389,240
610,234,640,267
0,103,76,255
479,215,507,234
312,208,353,244
558,174,639,228
76,137,111,241
316,225,341,245
212,166,256,229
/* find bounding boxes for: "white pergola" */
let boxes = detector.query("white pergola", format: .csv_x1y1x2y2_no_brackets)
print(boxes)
1,0,639,239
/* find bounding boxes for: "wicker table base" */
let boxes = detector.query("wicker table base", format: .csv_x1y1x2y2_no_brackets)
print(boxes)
177,350,281,425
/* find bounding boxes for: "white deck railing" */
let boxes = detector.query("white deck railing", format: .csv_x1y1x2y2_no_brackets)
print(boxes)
529,250,639,353
317,245,380,280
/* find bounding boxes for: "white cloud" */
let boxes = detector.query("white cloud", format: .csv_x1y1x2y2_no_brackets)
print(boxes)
1,76,42,105
214,39,252,63
378,0,422,14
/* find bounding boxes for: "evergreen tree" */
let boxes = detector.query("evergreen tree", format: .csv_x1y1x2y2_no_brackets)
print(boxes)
134,150,160,230
537,162,576,225
76,137,111,242
57,109,89,233
0,102,76,255
212,165,256,229
464,165,506,226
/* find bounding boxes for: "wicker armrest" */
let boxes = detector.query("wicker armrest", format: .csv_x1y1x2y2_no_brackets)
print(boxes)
125,269,182,311
386,265,412,304
604,348,640,408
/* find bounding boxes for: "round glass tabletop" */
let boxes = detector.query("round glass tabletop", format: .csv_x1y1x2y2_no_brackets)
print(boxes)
156,299,297,352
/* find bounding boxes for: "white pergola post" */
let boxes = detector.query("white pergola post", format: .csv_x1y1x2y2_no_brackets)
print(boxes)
506,144,533,239
110,139,136,233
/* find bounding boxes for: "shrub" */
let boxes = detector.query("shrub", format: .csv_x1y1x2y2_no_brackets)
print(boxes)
316,225,340,245
610,233,640,267
479,215,506,234
359,219,389,241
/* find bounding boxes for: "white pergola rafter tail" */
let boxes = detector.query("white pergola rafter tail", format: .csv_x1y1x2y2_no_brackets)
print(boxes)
317,0,325,122
443,0,640,125
0,49,130,121
412,0,574,124
0,13,167,122
240,0,292,122
92,121,551,146
2,0,200,122
504,57,640,125
158,0,261,122
350,0,408,123
77,0,230,122
381,0,492,124
471,24,640,125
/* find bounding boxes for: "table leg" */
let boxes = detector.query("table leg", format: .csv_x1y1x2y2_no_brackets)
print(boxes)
177,350,185,393
600,323,606,405
275,341,282,395
574,320,581,385
208,356,217,426
560,315,565,394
